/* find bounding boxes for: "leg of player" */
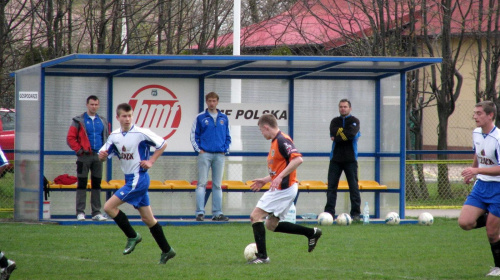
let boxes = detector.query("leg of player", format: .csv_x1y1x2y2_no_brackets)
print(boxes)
248,207,270,264
458,205,487,230
138,206,176,264
270,215,322,253
104,195,142,255
486,213,500,276
0,251,16,280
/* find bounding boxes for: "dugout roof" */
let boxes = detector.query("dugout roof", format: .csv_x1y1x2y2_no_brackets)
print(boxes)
39,54,441,80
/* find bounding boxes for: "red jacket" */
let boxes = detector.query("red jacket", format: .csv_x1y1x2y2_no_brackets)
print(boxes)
67,113,110,155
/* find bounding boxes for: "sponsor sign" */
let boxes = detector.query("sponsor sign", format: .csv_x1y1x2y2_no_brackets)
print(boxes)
129,84,181,140
218,103,288,126
113,78,199,152
19,91,39,101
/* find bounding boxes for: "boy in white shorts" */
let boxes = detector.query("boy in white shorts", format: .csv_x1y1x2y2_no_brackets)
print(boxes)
99,103,175,264
247,114,322,264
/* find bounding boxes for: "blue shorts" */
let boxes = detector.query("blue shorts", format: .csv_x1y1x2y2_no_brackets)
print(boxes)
464,179,500,217
114,172,150,209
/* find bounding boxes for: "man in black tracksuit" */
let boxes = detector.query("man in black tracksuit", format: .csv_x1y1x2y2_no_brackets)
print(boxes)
324,99,361,221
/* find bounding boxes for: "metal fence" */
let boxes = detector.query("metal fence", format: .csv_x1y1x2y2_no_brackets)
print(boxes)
405,160,472,208
0,166,15,214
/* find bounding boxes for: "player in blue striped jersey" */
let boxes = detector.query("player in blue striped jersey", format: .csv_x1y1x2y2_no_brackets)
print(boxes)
99,103,175,264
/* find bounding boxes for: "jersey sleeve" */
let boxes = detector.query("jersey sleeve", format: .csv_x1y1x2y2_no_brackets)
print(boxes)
142,128,166,149
99,134,120,159
277,135,301,161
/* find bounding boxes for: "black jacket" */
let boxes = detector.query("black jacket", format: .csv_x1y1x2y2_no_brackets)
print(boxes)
329,115,360,162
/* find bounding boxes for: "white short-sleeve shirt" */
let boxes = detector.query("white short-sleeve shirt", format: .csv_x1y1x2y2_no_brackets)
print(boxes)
100,125,166,175
473,126,500,181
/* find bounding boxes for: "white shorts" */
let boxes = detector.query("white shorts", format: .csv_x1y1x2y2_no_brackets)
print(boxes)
256,183,298,220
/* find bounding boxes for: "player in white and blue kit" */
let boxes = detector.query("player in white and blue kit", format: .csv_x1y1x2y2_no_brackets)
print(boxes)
0,147,8,175
460,101,500,276
98,103,175,264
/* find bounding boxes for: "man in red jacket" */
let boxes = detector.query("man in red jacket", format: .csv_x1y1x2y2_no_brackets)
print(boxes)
67,95,110,221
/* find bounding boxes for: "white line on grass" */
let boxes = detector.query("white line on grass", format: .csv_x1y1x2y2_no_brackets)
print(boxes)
364,271,434,280
11,252,100,263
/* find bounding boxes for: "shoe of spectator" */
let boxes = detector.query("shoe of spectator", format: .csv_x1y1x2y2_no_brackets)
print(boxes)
77,213,85,221
212,214,229,221
196,214,204,221
92,214,107,221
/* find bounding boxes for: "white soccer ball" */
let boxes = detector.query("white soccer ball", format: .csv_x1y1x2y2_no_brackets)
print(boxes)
317,212,334,226
336,213,352,226
244,243,257,261
418,212,434,226
385,212,400,225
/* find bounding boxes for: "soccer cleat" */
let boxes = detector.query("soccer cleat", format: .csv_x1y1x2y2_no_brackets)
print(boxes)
77,213,85,221
0,260,16,280
308,227,322,252
352,215,361,222
212,214,229,221
247,257,270,264
159,248,176,264
123,232,142,255
92,214,107,221
196,214,204,221
487,267,500,276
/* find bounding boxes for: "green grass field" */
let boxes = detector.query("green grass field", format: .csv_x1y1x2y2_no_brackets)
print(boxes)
0,218,493,279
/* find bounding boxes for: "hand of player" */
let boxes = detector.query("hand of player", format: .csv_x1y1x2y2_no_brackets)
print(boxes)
461,167,476,184
140,160,153,169
250,179,266,192
269,177,282,191
98,151,108,161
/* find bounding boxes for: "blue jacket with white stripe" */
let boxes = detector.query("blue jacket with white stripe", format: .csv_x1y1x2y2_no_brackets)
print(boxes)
190,109,231,153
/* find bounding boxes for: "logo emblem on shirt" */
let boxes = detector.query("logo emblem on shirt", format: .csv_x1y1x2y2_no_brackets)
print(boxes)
271,150,275,157
129,84,181,140
204,119,209,125
219,119,224,125
481,149,485,156
121,145,134,160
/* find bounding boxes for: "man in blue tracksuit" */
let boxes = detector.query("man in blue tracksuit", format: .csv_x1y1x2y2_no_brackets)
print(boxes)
190,92,231,221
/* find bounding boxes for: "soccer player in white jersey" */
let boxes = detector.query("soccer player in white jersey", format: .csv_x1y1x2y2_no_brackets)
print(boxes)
98,103,175,264
460,101,500,276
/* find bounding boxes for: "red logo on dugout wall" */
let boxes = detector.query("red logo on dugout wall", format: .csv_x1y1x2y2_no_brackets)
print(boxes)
129,84,181,140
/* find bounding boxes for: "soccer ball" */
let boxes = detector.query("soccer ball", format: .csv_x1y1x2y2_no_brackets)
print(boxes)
318,212,334,226
418,212,434,226
385,212,400,225
244,243,257,261
336,213,352,226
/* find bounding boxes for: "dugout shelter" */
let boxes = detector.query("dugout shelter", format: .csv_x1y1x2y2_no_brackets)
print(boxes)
11,54,441,222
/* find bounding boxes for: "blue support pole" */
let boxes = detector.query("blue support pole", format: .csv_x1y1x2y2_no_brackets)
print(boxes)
106,77,113,183
399,73,407,218
39,68,46,221
289,79,294,138
199,78,205,113
374,79,381,218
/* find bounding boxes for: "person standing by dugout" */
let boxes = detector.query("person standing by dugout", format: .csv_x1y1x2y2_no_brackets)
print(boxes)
190,92,231,221
67,95,109,221
324,98,361,221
